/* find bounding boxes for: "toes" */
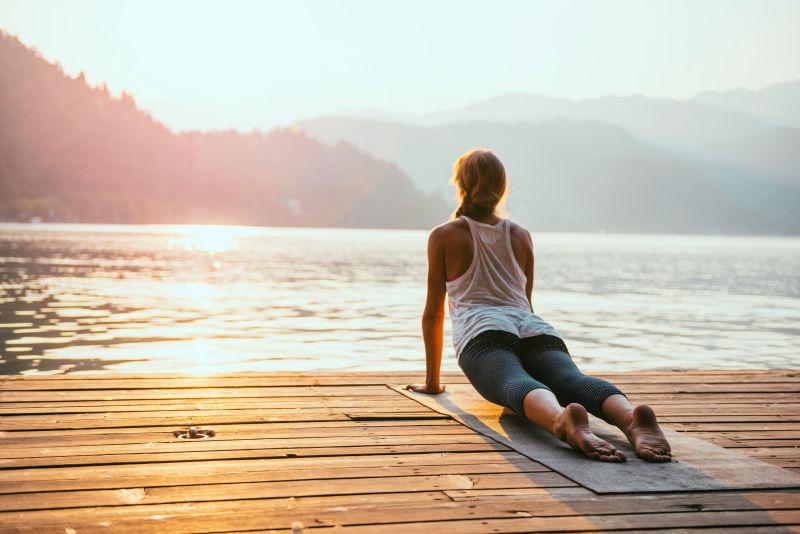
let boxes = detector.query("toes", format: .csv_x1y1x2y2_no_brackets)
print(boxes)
587,449,618,462
653,449,672,462
606,448,625,462
588,444,626,462
637,447,673,463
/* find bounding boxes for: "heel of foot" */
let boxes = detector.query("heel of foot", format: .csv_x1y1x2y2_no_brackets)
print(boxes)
630,405,672,463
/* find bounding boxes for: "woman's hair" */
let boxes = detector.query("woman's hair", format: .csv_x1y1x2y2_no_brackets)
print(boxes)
450,149,508,220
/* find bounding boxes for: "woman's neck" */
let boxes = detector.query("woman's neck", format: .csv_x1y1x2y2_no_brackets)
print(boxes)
466,213,502,226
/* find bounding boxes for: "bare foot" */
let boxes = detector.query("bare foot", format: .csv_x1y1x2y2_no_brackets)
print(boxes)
555,403,626,462
625,405,672,462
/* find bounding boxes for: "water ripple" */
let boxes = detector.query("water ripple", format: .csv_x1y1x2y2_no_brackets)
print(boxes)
1,224,798,374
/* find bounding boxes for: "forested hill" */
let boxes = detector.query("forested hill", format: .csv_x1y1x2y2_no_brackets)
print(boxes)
0,32,445,228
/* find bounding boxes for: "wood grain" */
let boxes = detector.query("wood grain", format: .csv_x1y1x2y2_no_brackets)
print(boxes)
1,370,798,533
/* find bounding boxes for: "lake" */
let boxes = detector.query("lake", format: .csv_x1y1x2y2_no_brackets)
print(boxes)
0,223,798,375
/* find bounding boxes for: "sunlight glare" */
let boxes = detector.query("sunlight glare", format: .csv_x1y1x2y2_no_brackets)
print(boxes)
177,225,257,254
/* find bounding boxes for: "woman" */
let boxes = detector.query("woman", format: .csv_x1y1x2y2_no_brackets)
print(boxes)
407,149,671,463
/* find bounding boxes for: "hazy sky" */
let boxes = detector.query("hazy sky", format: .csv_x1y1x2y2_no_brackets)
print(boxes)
1,0,798,132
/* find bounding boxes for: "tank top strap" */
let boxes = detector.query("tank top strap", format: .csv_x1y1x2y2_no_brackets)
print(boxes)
502,218,514,260
462,215,504,249
460,215,483,252
460,214,475,232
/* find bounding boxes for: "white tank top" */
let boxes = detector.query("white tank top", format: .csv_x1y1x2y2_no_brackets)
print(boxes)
446,216,561,360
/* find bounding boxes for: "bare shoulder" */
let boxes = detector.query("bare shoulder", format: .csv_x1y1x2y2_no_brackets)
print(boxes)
507,220,533,247
429,218,470,246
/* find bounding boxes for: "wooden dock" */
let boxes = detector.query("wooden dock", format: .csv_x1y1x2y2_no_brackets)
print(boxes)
0,370,798,533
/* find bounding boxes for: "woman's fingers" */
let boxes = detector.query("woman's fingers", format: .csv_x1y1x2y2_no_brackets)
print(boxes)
405,384,445,394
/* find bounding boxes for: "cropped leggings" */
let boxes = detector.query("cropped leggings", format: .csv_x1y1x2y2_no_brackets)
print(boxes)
458,330,625,419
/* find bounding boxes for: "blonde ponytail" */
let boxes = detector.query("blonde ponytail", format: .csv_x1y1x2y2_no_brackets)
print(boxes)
450,149,507,220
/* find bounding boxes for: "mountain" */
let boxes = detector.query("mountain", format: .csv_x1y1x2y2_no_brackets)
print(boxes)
299,80,800,235
299,116,800,234
421,93,767,151
423,93,574,124
0,32,445,228
5,28,796,234
692,80,800,129
700,126,800,186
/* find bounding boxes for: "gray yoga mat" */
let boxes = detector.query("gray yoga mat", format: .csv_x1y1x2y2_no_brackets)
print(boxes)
392,384,800,493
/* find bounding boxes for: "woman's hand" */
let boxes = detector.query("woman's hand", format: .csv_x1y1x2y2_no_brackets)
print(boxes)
406,383,446,395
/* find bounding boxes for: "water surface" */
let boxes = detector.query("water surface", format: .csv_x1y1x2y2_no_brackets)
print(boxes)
1,223,798,375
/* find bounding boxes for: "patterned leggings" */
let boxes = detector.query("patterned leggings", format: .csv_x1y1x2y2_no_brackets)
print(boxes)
457,330,625,419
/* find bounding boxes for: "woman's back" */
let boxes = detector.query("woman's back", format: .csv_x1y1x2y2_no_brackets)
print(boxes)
442,215,561,359
445,215,530,310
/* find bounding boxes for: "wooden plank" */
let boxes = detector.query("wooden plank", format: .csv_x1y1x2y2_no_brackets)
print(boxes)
666,422,800,431
0,419,460,444
443,488,800,507
0,378,426,390
0,472,577,512
0,458,548,494
282,510,800,533
1,369,794,384
0,397,420,414
0,405,431,423
759,460,800,469
597,528,800,534
4,378,798,392
0,491,453,533
0,450,529,485
702,430,800,440
0,416,454,434
0,433,497,460
622,383,800,392
625,391,797,404
724,439,800,447
353,490,800,523
0,411,448,431
0,422,474,449
4,388,799,407
0,374,467,386
631,397,800,404
2,490,798,533
5,399,798,416
0,385,396,402
0,441,511,469
643,405,800,415
6,369,788,379
0,393,401,403
657,415,800,423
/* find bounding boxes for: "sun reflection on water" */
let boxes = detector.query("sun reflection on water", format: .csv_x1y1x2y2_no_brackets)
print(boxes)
172,225,261,254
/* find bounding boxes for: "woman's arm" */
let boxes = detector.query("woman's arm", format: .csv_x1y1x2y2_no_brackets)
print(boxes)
407,228,447,394
524,229,535,313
